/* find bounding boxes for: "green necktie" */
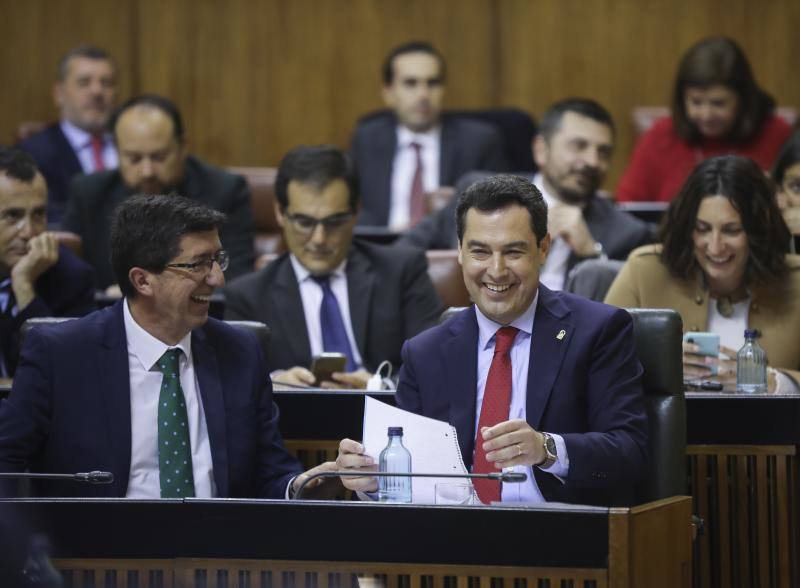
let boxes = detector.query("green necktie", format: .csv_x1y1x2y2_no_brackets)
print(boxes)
156,348,195,498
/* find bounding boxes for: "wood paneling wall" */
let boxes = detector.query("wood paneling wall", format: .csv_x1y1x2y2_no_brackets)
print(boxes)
1,0,799,188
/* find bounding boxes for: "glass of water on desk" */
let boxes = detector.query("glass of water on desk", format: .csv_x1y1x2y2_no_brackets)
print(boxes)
435,482,477,505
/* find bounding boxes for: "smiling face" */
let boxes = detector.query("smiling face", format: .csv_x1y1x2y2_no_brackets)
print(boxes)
0,172,47,275
382,52,445,132
143,230,225,343
458,204,550,325
534,111,613,204
692,195,749,297
684,84,740,140
54,56,116,134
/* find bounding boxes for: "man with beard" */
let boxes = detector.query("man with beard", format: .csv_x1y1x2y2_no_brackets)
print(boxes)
18,45,118,224
63,94,255,290
397,99,653,290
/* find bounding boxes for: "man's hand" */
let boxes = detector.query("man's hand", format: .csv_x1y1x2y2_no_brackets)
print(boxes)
335,438,377,492
291,460,338,498
548,203,597,257
10,232,59,310
480,419,545,468
323,369,371,389
272,366,316,387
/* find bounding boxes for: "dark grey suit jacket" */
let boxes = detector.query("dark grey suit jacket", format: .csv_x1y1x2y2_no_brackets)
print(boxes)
397,173,654,272
17,123,83,225
223,240,443,373
351,114,509,226
62,155,255,288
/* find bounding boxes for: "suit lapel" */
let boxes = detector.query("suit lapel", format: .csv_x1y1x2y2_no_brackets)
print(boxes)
443,308,479,466
526,287,573,428
439,118,457,185
192,326,229,497
99,302,133,493
53,125,83,178
271,258,312,365
374,119,397,225
346,247,375,361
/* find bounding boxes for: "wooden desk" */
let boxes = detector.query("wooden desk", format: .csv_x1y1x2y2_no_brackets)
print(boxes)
3,496,692,588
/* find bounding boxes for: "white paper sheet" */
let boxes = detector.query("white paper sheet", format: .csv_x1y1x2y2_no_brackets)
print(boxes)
362,396,470,504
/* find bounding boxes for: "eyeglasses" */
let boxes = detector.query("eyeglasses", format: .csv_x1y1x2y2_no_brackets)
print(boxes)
165,250,229,274
285,212,353,235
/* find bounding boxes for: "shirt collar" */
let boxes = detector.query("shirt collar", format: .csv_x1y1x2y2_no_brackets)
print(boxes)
123,298,192,371
533,173,559,208
60,119,111,150
288,253,347,285
475,291,538,351
396,124,441,150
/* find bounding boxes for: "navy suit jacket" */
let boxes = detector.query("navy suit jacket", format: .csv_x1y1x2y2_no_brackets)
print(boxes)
351,113,509,226
0,302,302,498
395,286,648,506
0,246,95,376
17,123,83,225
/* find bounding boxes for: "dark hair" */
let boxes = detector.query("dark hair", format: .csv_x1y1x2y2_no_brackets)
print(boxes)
455,175,547,245
382,41,447,85
110,194,225,298
671,36,775,143
275,145,358,211
110,94,185,142
660,155,790,286
772,132,800,185
0,148,40,183
538,98,615,140
57,45,115,81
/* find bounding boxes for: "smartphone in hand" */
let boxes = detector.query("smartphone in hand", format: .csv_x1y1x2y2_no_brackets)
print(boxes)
310,352,347,386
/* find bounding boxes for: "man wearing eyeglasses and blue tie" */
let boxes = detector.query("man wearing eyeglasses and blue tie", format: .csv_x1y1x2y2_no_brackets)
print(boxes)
0,194,337,498
224,145,442,388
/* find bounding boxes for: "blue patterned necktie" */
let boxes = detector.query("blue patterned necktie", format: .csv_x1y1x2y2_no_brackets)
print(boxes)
311,275,356,371
156,349,195,498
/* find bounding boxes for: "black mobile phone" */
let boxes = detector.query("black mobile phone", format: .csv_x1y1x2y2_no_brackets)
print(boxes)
684,379,724,391
310,352,347,385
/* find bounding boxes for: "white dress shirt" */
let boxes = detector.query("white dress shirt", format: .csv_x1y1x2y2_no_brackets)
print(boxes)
534,174,572,291
123,299,216,498
474,294,569,502
289,255,364,369
60,120,118,173
389,126,441,230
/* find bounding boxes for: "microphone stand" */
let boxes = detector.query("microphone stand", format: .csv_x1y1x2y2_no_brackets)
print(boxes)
294,470,526,500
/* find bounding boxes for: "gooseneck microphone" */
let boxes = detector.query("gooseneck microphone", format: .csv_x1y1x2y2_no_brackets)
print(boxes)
0,471,114,484
293,470,526,500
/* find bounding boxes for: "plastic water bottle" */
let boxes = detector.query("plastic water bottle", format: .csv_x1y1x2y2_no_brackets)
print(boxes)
736,329,767,393
378,426,412,503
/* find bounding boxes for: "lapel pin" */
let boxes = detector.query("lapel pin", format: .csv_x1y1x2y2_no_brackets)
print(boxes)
556,329,566,340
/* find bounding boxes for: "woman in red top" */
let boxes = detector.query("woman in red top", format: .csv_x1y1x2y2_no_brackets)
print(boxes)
617,36,791,203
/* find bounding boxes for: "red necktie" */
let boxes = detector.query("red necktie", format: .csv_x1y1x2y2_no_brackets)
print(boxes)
408,142,426,226
473,326,518,504
90,135,105,171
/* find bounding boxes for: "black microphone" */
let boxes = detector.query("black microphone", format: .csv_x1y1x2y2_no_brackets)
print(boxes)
294,469,526,500
0,471,114,484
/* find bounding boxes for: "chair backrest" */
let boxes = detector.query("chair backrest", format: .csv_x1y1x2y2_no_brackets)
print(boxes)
626,308,686,503
228,166,285,257
564,259,625,302
425,250,470,309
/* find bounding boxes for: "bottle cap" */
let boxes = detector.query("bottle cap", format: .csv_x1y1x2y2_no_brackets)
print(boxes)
744,329,758,339
387,426,403,436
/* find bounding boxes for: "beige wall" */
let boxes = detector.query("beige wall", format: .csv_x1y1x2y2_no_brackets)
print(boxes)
2,0,798,188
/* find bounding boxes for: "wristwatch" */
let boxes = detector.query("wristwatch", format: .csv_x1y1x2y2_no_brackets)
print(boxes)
538,432,557,469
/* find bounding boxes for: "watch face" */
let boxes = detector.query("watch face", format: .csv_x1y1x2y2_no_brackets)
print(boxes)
545,435,557,457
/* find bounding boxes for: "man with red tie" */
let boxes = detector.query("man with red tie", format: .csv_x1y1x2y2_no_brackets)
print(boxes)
337,175,648,506
18,45,118,224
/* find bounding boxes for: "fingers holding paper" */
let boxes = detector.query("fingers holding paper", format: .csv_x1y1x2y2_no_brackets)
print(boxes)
336,438,378,492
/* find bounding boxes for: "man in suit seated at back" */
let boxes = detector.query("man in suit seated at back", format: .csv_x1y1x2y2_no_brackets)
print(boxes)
351,41,509,229
0,148,94,376
18,45,118,224
63,94,256,291
398,99,653,290
0,194,333,498
337,175,648,506
224,145,442,389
